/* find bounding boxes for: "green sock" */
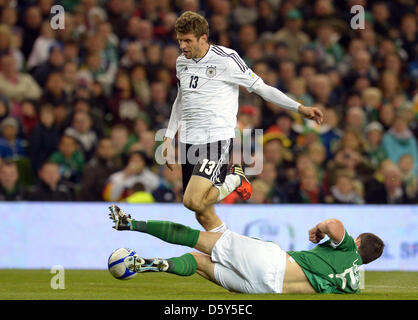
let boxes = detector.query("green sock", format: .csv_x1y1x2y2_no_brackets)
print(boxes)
167,253,197,276
131,220,200,248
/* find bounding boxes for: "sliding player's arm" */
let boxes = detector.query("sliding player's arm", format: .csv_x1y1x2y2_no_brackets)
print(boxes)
308,219,345,244
163,82,183,170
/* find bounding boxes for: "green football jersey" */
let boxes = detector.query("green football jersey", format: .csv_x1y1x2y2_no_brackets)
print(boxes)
287,230,363,294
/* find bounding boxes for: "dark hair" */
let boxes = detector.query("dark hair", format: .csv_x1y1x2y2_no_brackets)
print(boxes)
174,11,209,39
357,233,384,264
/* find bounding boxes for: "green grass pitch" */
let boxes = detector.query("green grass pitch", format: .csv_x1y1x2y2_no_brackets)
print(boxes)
0,270,417,300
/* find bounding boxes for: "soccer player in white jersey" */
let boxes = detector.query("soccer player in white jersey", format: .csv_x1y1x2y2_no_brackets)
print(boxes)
162,11,324,232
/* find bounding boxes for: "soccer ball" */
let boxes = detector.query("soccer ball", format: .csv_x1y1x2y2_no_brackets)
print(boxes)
108,248,138,280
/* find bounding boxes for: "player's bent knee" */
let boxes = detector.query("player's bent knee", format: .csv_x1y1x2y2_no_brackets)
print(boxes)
183,195,205,213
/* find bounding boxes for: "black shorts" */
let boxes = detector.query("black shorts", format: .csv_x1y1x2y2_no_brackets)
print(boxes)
180,139,233,190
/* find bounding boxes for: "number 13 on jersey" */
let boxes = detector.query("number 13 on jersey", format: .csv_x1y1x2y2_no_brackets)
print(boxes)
189,75,199,88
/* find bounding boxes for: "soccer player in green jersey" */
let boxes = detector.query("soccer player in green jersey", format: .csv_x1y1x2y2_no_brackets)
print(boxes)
109,205,384,294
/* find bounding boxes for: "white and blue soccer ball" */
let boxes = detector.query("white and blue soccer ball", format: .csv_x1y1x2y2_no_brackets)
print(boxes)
108,248,138,280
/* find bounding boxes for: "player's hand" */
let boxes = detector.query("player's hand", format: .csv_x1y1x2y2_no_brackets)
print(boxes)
162,137,175,171
298,105,324,125
309,226,325,243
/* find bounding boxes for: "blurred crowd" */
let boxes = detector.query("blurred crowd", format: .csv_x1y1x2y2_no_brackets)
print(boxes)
0,0,417,205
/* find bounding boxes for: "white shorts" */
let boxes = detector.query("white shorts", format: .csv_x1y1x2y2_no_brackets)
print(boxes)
211,230,287,294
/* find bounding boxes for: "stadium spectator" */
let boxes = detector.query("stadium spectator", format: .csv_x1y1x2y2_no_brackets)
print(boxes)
25,161,74,201
0,53,42,106
262,135,292,171
78,35,118,94
308,74,334,106
70,98,106,138
120,41,145,69
109,123,130,157
29,104,60,173
129,63,151,107
307,141,327,184
61,61,78,103
0,117,26,160
106,0,134,39
398,154,418,200
365,163,415,204
127,129,156,166
0,160,26,201
320,108,343,159
325,169,364,204
102,150,159,202
274,9,309,64
286,166,326,204
398,13,417,64
26,20,57,71
64,111,99,161
62,40,81,65
108,70,143,129
310,23,345,69
40,71,69,107
147,81,171,128
125,112,151,147
49,135,85,185
32,43,65,87
381,115,418,173
232,0,258,28
344,107,366,133
20,99,38,139
80,137,123,201
379,70,404,104
364,121,387,170
235,24,257,57
0,24,24,71
343,50,378,89
361,87,382,122
0,5,18,29
152,164,183,203
378,103,396,131
20,5,43,59
287,77,314,108
256,161,287,203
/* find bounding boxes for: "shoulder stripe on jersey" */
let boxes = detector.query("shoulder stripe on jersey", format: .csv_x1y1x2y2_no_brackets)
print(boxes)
214,46,248,72
211,46,248,72
211,46,248,73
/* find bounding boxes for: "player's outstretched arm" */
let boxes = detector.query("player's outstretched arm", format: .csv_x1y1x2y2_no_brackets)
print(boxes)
308,219,345,244
251,79,323,125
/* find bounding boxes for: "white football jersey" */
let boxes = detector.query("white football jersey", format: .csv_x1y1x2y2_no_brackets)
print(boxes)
167,45,260,145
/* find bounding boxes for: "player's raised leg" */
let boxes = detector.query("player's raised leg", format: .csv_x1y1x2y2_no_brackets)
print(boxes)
183,163,252,231
183,176,223,231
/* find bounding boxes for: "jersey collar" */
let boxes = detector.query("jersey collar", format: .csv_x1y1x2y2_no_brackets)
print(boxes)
192,44,212,63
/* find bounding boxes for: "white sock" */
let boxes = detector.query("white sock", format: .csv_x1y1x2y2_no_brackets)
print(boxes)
215,174,240,201
208,223,227,233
